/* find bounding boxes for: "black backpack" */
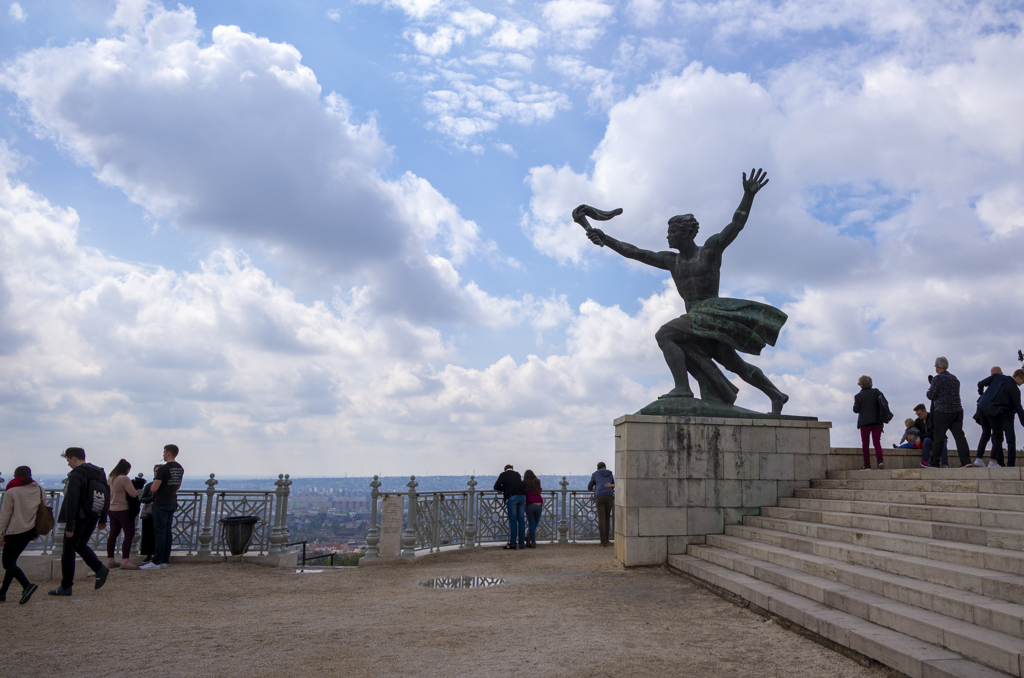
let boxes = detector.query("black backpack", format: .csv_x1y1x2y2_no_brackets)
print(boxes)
876,389,894,425
81,475,110,518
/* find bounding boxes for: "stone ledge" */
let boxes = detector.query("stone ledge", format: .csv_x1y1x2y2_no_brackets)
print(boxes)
614,413,831,428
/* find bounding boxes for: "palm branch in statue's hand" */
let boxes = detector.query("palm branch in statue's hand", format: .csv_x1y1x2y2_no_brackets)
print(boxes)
573,204,623,247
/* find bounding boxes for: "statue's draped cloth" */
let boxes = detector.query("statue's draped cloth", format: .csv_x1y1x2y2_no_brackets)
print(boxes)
666,297,787,405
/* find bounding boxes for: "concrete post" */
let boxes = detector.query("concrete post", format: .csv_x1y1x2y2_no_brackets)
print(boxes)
401,476,419,559
280,474,292,550
197,473,218,556
558,477,569,544
364,476,381,558
269,474,286,555
462,475,477,549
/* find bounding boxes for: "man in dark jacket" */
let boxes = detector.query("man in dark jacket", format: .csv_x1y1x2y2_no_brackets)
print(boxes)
914,404,947,467
925,357,972,468
50,447,109,596
494,465,526,550
977,367,1024,467
588,462,615,546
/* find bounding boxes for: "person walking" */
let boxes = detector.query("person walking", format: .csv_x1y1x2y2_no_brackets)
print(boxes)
523,470,543,549
138,465,160,565
0,466,42,604
588,462,615,547
977,367,1024,467
926,357,972,468
493,464,527,550
142,445,183,570
853,375,888,470
106,459,140,570
50,447,110,596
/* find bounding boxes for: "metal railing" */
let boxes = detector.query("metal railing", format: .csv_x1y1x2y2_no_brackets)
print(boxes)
363,475,613,558
0,473,293,558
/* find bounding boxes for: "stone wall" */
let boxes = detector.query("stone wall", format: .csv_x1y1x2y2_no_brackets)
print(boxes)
613,414,832,566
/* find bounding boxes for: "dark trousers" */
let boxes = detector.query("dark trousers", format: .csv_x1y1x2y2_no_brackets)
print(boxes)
984,413,1017,467
140,515,155,557
61,517,102,590
859,425,883,465
931,410,971,467
1,529,36,594
977,413,992,460
107,509,135,560
922,437,948,466
152,505,176,565
596,495,614,545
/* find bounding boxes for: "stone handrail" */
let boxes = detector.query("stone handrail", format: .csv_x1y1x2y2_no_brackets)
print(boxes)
0,473,292,557
363,475,613,558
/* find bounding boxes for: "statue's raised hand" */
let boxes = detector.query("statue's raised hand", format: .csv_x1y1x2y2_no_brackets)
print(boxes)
587,228,606,247
742,168,769,195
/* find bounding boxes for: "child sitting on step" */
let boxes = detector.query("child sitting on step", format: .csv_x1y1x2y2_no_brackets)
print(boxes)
894,418,922,449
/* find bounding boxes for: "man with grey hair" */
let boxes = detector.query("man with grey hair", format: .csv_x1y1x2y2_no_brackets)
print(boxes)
925,357,972,468
977,367,1024,467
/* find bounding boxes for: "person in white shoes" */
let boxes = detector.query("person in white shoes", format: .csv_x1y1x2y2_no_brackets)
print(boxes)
141,445,183,570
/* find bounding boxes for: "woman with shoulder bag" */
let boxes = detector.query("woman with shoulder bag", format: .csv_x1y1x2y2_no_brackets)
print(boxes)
523,470,544,549
0,465,42,604
853,375,886,470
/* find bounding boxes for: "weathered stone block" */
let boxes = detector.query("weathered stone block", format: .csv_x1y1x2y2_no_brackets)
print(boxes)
639,507,687,536
723,452,759,480
615,536,667,567
667,423,709,452
667,535,705,554
794,453,809,480
778,480,810,498
623,423,666,451
619,479,667,507
724,507,761,525
637,450,683,478
809,428,831,454
614,506,639,537
667,478,705,507
705,479,743,507
686,447,715,478
741,426,776,453
761,453,795,480
708,425,743,452
776,427,810,455
687,507,725,534
743,480,778,506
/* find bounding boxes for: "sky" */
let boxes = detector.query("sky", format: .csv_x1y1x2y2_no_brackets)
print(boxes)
1,0,1023,479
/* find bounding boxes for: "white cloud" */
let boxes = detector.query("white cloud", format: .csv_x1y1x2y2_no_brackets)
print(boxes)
625,0,662,27
406,25,466,56
541,0,615,50
548,55,616,109
326,8,342,22
8,2,25,22
356,0,445,21
0,2,514,325
449,7,496,36
487,19,542,51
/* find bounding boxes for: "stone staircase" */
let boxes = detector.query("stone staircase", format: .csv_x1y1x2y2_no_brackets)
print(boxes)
670,467,1024,678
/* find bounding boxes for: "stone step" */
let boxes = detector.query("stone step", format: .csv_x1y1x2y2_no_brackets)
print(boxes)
762,505,1024,551
688,543,1024,676
704,533,1024,638
714,525,1024,606
811,478,1024,496
727,521,1024,578
669,553,1013,678
778,496,1024,531
828,468,1024,481
795,487,1024,512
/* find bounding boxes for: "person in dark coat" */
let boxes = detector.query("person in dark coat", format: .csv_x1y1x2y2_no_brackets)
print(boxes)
493,465,527,550
50,447,110,597
853,375,885,470
914,403,948,467
977,367,1024,467
925,356,972,468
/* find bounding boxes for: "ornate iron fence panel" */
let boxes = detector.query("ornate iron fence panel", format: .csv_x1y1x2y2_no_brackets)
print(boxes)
172,492,204,555
411,492,468,552
536,491,559,542
211,491,275,555
474,491,512,545
567,491,612,542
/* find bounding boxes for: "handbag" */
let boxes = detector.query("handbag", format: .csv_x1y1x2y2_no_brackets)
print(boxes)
34,486,56,536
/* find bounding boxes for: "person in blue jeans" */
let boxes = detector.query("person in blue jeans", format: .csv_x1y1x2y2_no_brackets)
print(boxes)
141,445,184,570
494,465,526,550
522,470,543,549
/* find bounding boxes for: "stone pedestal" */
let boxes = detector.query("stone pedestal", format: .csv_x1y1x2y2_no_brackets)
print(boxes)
613,414,832,567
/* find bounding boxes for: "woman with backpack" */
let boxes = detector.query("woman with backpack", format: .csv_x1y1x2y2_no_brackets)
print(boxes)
106,459,140,570
853,375,890,470
523,470,544,549
0,465,42,604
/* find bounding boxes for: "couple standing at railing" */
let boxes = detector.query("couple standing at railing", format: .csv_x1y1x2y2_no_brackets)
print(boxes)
493,461,616,550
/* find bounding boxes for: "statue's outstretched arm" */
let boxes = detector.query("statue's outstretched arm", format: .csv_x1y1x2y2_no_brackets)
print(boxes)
575,204,673,270
715,168,769,250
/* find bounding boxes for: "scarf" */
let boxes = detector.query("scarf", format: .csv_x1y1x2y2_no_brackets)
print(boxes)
5,475,33,490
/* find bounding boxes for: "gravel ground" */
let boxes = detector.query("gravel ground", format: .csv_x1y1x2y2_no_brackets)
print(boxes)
1,545,895,678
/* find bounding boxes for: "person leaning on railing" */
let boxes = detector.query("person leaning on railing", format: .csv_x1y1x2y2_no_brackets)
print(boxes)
0,465,42,604
588,462,615,547
522,470,543,549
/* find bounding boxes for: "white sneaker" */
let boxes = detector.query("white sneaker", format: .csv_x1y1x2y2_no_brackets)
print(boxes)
974,458,986,467
158,563,168,569
139,562,161,570
989,461,1002,468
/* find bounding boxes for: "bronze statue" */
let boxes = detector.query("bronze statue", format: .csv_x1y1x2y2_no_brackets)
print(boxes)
575,169,789,415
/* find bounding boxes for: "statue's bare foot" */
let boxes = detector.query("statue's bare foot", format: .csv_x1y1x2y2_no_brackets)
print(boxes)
770,392,789,415
659,387,695,399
